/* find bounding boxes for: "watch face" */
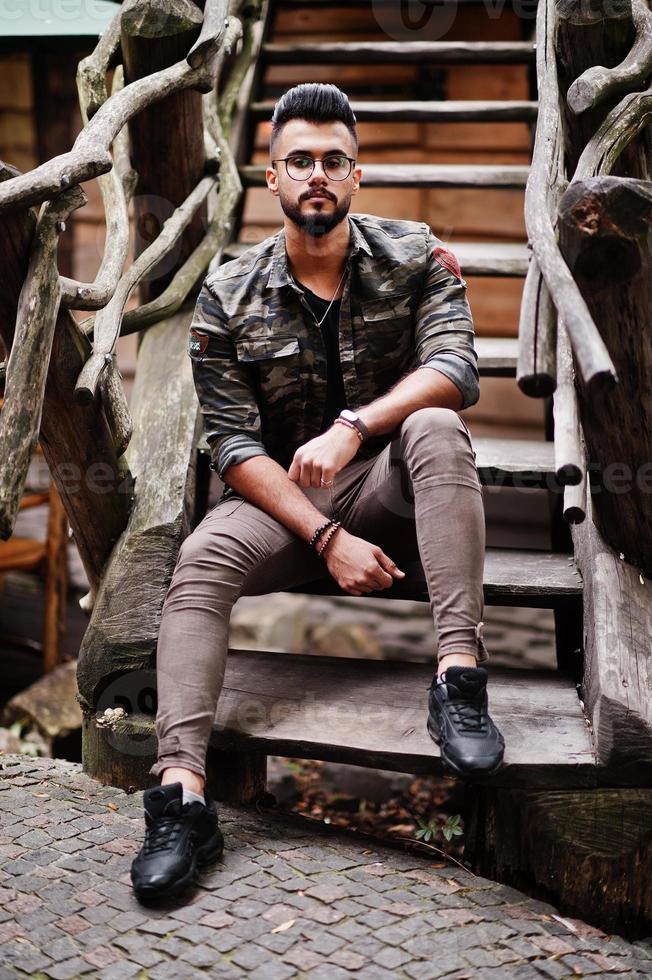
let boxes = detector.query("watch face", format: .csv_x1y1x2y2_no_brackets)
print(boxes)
341,409,357,421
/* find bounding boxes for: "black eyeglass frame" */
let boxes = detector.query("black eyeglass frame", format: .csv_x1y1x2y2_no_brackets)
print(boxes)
271,154,357,181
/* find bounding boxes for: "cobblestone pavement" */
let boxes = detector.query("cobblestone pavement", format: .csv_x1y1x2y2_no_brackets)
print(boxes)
1,756,651,980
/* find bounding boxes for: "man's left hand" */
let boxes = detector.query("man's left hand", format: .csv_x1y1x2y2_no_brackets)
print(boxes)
288,424,361,488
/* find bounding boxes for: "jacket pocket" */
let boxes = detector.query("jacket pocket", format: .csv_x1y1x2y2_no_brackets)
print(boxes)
235,336,300,361
360,294,412,322
235,335,303,414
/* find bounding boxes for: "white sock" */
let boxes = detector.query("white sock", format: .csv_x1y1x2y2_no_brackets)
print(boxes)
182,786,206,807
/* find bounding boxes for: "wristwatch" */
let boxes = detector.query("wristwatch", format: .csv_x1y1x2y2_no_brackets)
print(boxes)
337,409,370,442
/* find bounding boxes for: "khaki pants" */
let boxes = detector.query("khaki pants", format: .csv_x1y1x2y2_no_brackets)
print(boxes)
150,407,488,780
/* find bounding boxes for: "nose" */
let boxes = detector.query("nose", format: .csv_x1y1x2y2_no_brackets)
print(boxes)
308,160,329,182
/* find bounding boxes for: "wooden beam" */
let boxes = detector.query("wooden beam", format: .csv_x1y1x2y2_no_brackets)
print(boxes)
262,40,536,65
242,163,530,188
83,654,597,791
571,469,652,779
121,0,208,302
77,308,201,712
0,163,131,590
524,0,617,397
465,786,652,938
0,186,86,539
559,178,652,572
282,547,583,608
251,99,539,123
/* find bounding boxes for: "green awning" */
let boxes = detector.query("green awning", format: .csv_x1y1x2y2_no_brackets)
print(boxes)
0,0,118,38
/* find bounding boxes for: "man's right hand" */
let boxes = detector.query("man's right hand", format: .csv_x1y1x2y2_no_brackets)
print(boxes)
322,528,406,596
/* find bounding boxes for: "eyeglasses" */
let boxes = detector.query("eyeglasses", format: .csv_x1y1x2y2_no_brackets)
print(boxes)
272,154,356,181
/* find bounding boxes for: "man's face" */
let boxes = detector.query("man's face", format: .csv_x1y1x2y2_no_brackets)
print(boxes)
266,119,361,238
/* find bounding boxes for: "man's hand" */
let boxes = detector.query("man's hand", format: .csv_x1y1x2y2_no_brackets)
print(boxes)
322,528,406,596
288,424,360,488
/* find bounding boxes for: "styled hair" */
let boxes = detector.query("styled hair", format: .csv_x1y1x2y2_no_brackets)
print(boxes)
270,83,358,157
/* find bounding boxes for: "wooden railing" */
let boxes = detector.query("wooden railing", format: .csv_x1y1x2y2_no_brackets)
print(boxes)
0,0,261,587
518,0,652,532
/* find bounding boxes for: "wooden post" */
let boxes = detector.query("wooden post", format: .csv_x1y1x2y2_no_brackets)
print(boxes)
0,164,132,590
120,0,208,303
559,176,652,574
43,483,68,674
77,0,215,789
465,785,652,938
206,747,268,806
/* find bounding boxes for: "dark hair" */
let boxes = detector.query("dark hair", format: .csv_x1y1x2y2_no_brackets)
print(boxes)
270,83,358,157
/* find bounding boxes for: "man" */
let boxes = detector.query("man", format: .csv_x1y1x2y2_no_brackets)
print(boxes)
131,83,505,902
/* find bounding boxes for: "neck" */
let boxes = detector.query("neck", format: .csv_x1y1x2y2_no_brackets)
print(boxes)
284,216,351,283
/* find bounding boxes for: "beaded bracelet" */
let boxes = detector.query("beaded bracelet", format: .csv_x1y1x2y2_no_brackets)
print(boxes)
334,418,364,442
316,521,341,557
309,518,334,550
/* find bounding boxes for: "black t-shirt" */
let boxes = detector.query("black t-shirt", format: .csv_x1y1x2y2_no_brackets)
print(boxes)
296,281,348,433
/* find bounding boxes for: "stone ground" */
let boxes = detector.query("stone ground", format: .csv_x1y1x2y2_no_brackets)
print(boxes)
1,756,651,980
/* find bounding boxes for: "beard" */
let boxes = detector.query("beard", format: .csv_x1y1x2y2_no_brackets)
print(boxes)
279,190,351,237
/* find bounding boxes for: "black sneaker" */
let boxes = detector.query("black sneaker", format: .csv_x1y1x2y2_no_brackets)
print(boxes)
131,781,224,902
427,666,505,777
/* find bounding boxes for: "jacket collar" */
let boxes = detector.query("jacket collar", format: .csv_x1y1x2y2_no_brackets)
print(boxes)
266,214,372,290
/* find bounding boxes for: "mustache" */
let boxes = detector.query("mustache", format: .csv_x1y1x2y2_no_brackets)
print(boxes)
301,190,336,202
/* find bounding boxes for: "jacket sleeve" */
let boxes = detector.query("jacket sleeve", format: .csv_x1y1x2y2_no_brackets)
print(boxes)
413,230,480,409
189,282,271,480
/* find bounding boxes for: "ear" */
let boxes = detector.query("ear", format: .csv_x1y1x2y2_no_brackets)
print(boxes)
266,165,279,197
351,164,362,196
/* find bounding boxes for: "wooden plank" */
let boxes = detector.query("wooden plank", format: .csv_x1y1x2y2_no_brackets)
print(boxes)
283,547,582,607
77,309,200,712
571,475,652,779
195,432,555,489
483,548,582,605
0,537,45,572
476,337,518,376
474,436,556,488
466,787,652,934
263,41,536,65
241,163,530,188
252,99,538,123
222,239,528,276
206,650,595,788
457,241,529,276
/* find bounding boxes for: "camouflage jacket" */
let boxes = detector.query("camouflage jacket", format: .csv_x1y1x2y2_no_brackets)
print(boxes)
188,212,480,501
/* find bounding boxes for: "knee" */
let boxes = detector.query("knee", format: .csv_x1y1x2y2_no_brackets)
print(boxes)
401,406,466,440
177,528,209,567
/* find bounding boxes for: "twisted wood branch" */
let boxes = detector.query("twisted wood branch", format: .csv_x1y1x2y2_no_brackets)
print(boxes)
567,0,652,114
525,0,618,397
0,186,86,539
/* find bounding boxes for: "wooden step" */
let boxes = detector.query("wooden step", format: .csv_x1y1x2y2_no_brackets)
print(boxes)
456,242,529,277
263,41,536,65
241,164,530,189
475,436,555,488
196,432,554,489
251,99,538,123
475,337,518,376
222,241,528,277
285,547,582,608
204,651,596,787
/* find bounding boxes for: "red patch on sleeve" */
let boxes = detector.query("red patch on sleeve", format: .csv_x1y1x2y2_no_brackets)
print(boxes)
433,246,462,280
189,329,210,357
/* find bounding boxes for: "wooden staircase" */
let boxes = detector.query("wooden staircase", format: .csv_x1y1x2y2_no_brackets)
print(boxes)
194,0,593,789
